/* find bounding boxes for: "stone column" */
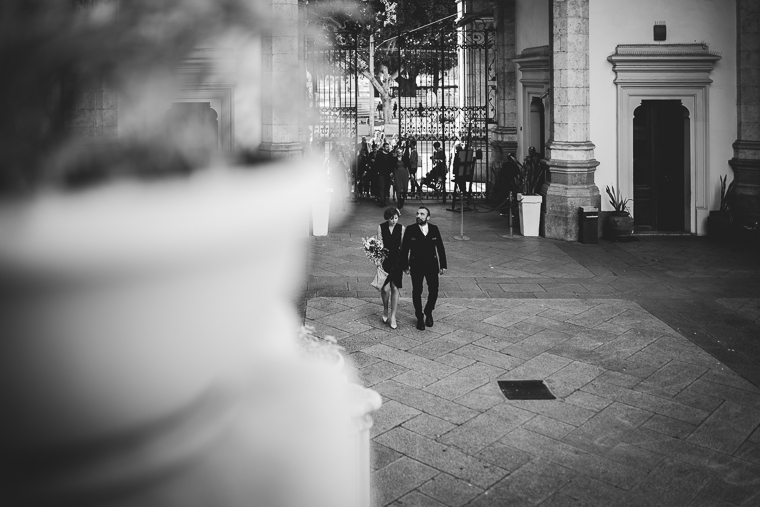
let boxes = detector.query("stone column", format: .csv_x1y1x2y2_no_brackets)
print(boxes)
729,0,760,229
543,0,600,241
68,81,119,143
259,0,303,158
68,1,118,144
490,0,518,163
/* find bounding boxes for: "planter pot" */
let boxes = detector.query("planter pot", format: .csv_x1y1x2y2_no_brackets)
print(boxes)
603,211,634,240
312,190,332,236
707,210,733,241
518,193,542,237
0,162,367,506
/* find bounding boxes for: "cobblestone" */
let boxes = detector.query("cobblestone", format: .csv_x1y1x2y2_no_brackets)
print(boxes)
304,200,760,506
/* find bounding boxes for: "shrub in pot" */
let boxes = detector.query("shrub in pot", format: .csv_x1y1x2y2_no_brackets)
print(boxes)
604,185,634,240
507,147,545,237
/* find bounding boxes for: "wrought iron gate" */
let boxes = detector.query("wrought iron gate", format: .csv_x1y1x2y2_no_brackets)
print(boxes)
305,17,359,157
397,19,495,197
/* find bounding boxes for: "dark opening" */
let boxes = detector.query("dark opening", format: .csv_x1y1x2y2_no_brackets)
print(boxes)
529,97,546,158
165,102,219,151
498,380,556,400
633,100,690,231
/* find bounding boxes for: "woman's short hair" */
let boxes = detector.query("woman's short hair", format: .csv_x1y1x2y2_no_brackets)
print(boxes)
383,207,400,220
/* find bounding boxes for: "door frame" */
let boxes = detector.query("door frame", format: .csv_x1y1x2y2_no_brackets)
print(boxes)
608,44,720,234
515,46,551,161
632,97,692,233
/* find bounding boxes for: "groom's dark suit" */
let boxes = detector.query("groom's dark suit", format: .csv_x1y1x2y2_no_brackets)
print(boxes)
400,223,447,320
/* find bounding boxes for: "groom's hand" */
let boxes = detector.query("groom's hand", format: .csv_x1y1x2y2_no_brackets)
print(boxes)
404,269,410,275
440,268,446,275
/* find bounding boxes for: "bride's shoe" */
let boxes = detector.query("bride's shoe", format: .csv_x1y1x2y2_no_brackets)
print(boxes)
382,308,388,323
389,318,397,330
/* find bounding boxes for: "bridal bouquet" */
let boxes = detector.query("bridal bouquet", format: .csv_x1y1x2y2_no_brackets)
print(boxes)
361,236,388,267
361,236,389,290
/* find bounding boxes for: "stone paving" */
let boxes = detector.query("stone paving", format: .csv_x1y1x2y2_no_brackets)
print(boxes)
301,199,760,507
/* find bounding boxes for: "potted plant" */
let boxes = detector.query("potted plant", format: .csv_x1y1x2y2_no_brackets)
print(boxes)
508,147,545,237
707,174,735,240
604,185,634,240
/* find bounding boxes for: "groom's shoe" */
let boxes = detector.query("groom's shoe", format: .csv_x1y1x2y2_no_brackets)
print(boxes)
425,313,434,327
416,317,426,331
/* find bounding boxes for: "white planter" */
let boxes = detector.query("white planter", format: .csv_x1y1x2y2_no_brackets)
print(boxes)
0,162,370,506
312,191,331,236
518,193,542,237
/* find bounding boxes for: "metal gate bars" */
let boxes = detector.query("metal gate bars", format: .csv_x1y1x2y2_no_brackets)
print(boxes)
397,19,496,199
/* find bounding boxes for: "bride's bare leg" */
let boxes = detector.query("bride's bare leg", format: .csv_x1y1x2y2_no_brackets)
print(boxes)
389,283,399,328
381,284,390,321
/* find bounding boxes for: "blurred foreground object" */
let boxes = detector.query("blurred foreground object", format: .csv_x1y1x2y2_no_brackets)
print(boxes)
0,0,268,194
0,161,380,506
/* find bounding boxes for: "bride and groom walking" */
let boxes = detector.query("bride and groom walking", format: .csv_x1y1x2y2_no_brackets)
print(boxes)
377,206,447,331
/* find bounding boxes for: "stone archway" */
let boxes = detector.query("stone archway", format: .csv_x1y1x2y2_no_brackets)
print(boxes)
608,44,720,234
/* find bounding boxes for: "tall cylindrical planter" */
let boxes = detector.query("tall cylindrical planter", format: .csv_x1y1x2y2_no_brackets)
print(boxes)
312,190,332,236
518,193,542,237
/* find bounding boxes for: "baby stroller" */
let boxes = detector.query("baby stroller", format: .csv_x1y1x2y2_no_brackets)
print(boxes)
421,163,447,193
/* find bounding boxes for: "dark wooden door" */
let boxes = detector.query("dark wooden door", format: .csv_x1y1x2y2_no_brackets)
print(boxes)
633,100,687,231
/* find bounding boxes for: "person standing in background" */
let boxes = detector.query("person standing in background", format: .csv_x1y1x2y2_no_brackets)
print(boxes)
408,140,420,196
394,147,409,209
375,142,393,207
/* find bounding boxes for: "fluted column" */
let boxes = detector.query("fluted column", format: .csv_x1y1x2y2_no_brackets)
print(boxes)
543,0,600,241
490,0,518,163
729,0,760,228
259,0,303,158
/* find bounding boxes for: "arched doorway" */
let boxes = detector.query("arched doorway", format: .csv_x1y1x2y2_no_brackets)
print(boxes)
633,100,690,231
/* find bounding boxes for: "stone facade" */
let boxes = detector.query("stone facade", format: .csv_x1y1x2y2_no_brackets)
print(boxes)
260,0,303,158
67,83,119,142
490,0,518,163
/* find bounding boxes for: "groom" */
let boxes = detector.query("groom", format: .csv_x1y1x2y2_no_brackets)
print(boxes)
401,206,447,330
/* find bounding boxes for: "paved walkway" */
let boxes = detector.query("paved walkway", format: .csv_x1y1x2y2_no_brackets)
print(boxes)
302,199,760,507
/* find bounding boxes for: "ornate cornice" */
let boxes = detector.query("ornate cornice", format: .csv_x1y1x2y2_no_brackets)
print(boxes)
608,44,721,85
514,45,550,68
609,43,721,58
515,45,550,86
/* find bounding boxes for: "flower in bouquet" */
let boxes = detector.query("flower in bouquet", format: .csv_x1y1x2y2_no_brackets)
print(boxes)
361,236,388,267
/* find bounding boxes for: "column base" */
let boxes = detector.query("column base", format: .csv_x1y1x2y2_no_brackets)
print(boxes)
729,151,760,228
258,142,303,159
542,155,601,241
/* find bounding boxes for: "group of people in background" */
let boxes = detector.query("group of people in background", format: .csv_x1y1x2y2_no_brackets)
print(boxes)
322,133,471,210
355,135,450,209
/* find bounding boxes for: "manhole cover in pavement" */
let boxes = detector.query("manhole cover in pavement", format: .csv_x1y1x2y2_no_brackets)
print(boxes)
497,380,556,400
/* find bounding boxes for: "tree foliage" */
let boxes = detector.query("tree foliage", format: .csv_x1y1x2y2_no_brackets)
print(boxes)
307,0,457,118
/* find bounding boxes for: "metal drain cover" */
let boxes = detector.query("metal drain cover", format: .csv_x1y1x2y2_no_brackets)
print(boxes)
498,380,556,400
